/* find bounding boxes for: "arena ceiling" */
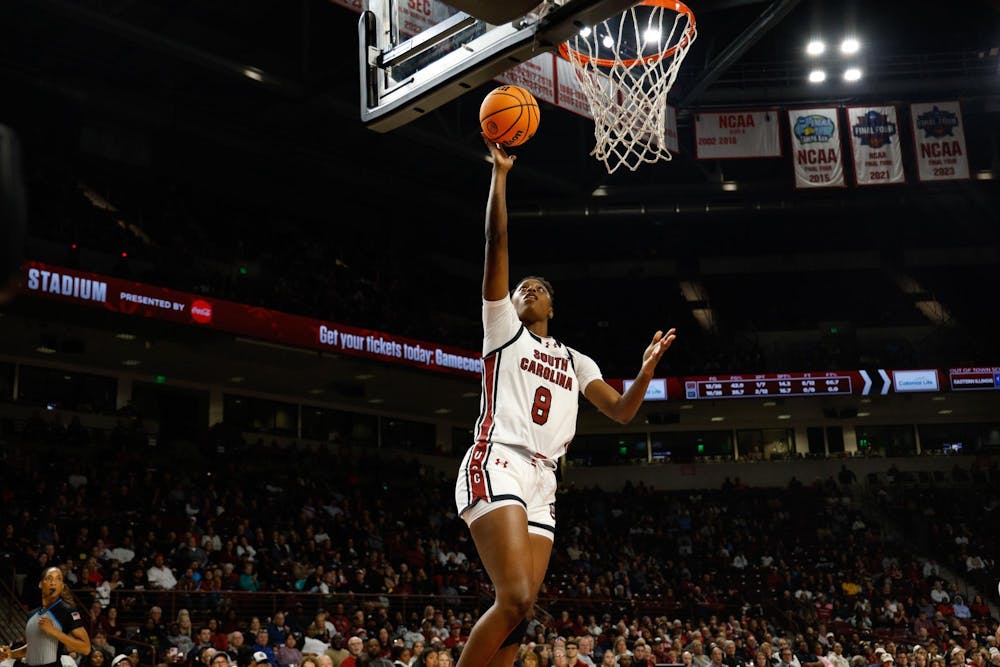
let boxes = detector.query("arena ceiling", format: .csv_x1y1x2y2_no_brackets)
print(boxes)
1,0,998,223
2,0,1000,428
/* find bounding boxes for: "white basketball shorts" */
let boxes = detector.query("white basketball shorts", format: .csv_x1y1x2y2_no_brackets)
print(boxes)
454,441,557,540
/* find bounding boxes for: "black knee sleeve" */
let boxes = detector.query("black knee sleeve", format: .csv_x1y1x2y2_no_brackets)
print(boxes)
501,620,529,648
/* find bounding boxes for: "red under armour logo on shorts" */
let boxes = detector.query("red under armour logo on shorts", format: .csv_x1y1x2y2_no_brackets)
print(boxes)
494,458,509,468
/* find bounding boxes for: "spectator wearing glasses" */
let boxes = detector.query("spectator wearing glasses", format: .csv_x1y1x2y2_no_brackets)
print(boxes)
778,647,798,667
566,640,585,667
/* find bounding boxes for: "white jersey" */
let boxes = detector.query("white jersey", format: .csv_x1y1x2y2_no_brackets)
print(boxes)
474,298,602,461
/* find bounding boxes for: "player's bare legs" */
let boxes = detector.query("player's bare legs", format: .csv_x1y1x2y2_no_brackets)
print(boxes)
485,531,552,667
457,505,553,667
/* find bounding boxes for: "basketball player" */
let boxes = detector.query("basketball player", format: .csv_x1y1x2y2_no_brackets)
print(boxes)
453,136,676,667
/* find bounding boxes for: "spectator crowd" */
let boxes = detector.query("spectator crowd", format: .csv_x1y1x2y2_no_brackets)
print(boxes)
0,432,996,667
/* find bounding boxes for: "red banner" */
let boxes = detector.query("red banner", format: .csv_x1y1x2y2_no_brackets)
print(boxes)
497,55,556,105
22,262,483,377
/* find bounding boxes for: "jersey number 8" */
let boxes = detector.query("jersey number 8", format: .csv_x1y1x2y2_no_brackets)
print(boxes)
531,386,552,425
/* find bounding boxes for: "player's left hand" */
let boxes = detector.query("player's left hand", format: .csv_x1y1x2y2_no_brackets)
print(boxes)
640,328,676,374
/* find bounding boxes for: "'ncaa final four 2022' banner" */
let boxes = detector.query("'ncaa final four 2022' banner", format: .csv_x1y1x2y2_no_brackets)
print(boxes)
788,107,845,189
846,105,906,186
910,101,970,182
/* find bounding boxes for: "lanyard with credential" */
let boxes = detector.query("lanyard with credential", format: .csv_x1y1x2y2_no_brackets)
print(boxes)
36,599,62,618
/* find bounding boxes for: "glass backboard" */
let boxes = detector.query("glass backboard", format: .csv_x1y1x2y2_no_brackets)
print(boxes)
359,0,639,131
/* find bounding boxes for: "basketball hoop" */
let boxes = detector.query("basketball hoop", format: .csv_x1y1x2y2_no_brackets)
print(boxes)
558,0,696,174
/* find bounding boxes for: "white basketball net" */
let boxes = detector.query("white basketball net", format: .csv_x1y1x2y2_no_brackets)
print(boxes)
561,2,696,174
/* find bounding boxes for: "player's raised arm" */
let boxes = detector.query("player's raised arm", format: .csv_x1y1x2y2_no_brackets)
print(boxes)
482,135,515,302
584,328,677,424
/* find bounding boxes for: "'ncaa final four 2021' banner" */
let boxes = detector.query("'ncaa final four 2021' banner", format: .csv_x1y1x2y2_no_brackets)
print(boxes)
847,105,906,186
788,107,846,189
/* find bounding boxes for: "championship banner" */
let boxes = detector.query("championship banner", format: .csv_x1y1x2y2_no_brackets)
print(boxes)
788,107,845,189
910,101,970,182
847,105,905,186
694,110,781,159
21,261,483,378
497,54,557,105
554,56,597,119
664,104,679,153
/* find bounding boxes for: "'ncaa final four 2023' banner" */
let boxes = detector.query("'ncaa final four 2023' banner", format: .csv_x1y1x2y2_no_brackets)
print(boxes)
846,105,906,186
788,107,845,189
910,101,970,182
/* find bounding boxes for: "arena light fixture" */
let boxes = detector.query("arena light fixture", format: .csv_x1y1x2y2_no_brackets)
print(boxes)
937,409,953,415
840,37,860,55
808,69,827,83
122,359,142,367
805,39,825,56
710,416,725,422
578,26,592,38
857,411,870,417
843,67,862,82
777,414,791,420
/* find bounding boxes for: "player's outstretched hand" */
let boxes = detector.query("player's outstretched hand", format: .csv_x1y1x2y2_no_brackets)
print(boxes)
482,133,515,173
640,328,676,375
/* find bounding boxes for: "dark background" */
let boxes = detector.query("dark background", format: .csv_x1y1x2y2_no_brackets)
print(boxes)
1,0,999,405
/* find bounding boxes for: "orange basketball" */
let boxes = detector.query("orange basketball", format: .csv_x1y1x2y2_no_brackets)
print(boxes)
479,85,540,147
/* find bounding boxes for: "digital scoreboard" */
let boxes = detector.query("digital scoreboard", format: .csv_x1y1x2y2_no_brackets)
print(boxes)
683,372,863,399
